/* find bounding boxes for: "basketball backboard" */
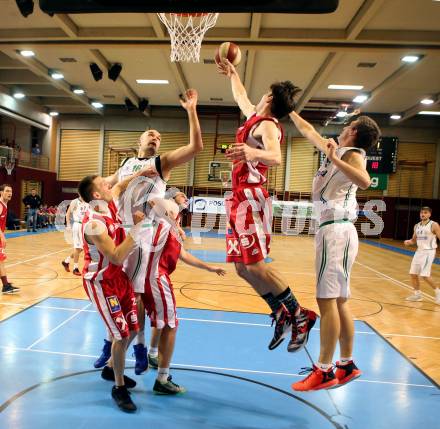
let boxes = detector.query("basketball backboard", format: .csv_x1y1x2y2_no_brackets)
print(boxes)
39,0,339,14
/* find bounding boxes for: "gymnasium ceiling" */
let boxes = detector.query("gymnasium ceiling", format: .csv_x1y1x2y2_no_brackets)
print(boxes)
0,0,439,125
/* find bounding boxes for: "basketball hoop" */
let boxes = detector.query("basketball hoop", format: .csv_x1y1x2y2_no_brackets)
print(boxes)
158,12,219,62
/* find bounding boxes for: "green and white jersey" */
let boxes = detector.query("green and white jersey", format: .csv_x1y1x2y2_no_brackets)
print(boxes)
312,147,366,224
116,156,166,225
71,198,89,223
415,221,437,250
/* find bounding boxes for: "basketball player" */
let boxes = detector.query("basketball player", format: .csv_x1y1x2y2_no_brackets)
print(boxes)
78,166,156,412
61,195,89,275
144,190,226,394
217,59,316,352
99,89,203,374
404,207,440,304
289,112,380,391
0,184,19,294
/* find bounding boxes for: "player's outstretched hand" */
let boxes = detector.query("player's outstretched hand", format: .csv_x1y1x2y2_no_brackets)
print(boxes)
180,89,198,111
210,266,226,276
216,59,236,77
140,165,158,178
133,210,145,225
225,143,256,162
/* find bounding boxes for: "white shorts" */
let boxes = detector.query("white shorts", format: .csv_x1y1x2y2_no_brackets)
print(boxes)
410,249,436,277
123,225,164,294
72,222,83,249
315,221,359,299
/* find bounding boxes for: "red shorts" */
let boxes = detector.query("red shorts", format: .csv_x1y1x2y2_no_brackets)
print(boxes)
225,186,272,265
141,272,178,329
0,245,6,262
83,272,138,340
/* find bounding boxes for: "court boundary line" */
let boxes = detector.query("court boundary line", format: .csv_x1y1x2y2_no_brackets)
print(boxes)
5,247,71,269
364,321,440,390
0,345,434,390
355,260,436,303
2,300,439,340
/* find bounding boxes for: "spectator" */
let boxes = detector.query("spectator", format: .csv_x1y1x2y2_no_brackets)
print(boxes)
37,204,48,228
22,189,42,232
32,144,41,156
47,205,56,228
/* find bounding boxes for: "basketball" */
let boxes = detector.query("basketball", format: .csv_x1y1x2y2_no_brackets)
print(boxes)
215,42,241,66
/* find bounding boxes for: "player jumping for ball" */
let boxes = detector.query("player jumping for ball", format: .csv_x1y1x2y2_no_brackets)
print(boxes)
217,58,317,353
289,112,380,391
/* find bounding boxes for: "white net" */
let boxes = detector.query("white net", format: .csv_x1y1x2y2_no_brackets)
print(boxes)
158,13,219,63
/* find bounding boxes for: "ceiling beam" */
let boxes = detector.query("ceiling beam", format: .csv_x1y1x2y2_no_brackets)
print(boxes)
4,50,101,114
345,0,386,40
54,14,79,38
295,52,343,113
393,93,440,125
32,96,84,106
362,58,426,110
148,13,188,95
14,85,69,97
0,69,48,84
0,52,27,69
146,13,165,38
250,13,262,39
0,29,67,40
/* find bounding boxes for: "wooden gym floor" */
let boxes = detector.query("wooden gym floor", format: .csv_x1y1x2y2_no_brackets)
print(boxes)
1,228,439,383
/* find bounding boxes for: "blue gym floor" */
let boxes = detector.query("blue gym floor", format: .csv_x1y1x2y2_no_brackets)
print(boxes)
0,297,438,429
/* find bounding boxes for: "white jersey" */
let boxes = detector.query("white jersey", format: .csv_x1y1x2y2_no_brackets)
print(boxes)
415,221,437,250
312,147,366,224
71,198,89,224
115,156,167,225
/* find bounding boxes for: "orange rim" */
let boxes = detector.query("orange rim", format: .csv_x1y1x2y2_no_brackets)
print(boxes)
171,13,209,17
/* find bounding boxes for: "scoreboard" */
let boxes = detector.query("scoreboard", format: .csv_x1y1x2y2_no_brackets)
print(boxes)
366,137,398,174
320,136,398,174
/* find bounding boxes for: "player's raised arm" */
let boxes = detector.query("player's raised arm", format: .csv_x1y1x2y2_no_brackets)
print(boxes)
217,59,255,118
327,140,371,190
160,89,203,179
84,211,144,265
289,111,329,155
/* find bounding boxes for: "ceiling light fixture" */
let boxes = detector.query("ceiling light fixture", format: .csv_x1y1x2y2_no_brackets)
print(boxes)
50,71,64,80
401,55,420,63
136,79,169,84
421,98,435,105
19,50,35,57
91,101,103,108
353,94,368,103
328,84,364,90
49,111,59,117
13,92,25,99
336,111,348,118
419,111,440,115
390,114,402,120
72,87,85,95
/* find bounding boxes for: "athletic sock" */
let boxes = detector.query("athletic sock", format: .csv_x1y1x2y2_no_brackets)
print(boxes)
1,276,8,286
73,263,79,270
316,362,333,371
157,367,170,383
261,292,280,313
275,288,299,316
149,347,158,357
64,256,70,264
339,357,353,365
106,330,112,342
136,330,145,345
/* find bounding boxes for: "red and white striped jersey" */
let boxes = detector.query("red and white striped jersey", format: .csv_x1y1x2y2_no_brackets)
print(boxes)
233,113,284,188
82,200,126,281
